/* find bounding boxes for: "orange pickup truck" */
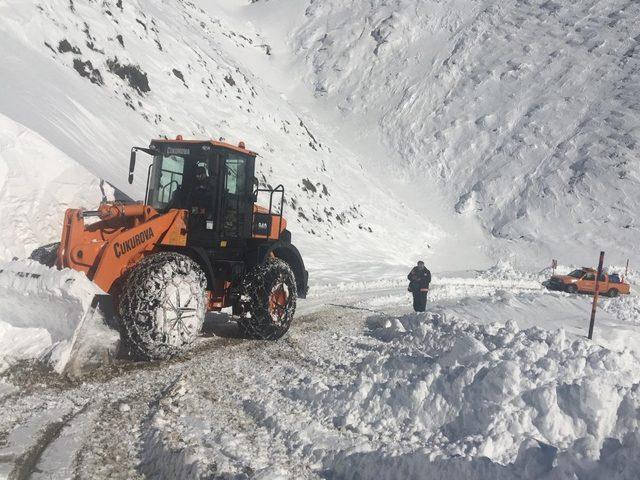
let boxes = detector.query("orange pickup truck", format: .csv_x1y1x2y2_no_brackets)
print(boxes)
545,268,630,297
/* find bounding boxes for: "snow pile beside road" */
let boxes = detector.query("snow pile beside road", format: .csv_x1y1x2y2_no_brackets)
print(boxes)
135,309,640,478
602,295,640,326
480,260,547,284
0,114,107,260
0,260,118,374
295,313,640,474
329,432,640,480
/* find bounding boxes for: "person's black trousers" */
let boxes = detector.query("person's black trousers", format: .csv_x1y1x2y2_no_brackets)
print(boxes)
412,291,427,312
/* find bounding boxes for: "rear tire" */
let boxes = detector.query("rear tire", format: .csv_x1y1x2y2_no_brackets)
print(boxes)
238,258,297,340
28,242,60,267
565,284,578,294
118,252,207,360
608,288,619,298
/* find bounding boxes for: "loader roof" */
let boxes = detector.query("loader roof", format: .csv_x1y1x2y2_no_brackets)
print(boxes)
151,137,257,157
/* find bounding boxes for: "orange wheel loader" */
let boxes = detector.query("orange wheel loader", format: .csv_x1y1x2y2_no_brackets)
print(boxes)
28,137,308,359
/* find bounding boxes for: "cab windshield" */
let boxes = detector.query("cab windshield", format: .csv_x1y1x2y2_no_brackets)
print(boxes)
568,270,585,278
147,155,187,211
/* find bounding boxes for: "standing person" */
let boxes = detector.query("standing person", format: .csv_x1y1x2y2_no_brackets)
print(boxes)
407,261,431,312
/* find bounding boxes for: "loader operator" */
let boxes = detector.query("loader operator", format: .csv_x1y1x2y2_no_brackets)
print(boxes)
189,166,215,224
167,165,214,212
408,261,431,312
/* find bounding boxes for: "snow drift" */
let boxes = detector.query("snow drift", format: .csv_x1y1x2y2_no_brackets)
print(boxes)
0,114,106,259
131,308,640,478
319,313,640,478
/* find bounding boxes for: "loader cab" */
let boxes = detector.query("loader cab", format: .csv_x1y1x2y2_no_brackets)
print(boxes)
143,140,257,247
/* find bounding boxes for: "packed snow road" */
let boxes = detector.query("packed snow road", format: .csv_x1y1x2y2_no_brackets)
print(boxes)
1,269,639,479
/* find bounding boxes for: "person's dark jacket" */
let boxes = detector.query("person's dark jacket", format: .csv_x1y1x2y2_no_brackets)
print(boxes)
408,266,431,292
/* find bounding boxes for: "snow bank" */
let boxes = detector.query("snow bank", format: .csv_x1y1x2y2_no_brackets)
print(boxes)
0,260,118,374
329,432,640,479
0,114,106,260
135,306,640,478
289,313,640,473
601,295,640,326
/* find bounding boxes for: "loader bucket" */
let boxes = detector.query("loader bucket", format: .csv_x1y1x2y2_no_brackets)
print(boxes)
0,260,119,374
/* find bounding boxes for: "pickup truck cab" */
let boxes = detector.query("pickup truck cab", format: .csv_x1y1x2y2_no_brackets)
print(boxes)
546,268,630,297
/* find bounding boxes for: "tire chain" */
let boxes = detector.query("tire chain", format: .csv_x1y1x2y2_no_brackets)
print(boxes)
238,258,298,340
119,253,207,360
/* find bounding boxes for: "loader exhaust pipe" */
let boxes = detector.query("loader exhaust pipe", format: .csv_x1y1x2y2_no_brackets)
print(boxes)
128,149,136,184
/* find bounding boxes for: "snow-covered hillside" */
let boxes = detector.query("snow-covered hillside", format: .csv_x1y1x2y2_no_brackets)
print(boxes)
4,0,635,271
245,0,640,267
1,0,479,278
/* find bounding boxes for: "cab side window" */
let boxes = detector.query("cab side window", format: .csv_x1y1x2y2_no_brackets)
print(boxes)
150,155,185,210
584,273,595,281
225,156,247,194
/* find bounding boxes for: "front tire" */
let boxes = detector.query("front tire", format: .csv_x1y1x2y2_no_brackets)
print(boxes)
565,284,578,294
28,242,60,267
118,252,207,360
238,258,297,340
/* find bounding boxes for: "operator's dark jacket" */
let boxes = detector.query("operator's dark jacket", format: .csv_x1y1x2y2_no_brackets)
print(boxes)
408,266,431,292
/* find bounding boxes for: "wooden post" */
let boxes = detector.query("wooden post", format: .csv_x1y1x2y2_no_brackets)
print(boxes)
588,251,605,340
624,259,629,282
551,259,557,276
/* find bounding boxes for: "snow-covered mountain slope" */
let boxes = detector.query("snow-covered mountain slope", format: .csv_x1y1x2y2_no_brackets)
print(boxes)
245,0,640,267
1,0,637,273
0,0,482,278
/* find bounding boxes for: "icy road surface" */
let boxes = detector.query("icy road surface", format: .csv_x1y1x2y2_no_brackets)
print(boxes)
1,267,639,479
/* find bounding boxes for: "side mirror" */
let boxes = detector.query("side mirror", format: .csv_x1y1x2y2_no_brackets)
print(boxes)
128,149,136,184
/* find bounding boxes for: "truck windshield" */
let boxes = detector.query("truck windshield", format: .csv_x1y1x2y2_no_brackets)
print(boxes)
568,270,584,278
147,155,186,210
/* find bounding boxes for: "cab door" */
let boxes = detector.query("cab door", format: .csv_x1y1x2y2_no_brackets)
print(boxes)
184,155,218,248
221,153,254,239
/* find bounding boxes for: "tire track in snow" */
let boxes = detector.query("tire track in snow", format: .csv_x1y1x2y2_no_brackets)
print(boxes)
9,403,89,480
132,307,385,478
